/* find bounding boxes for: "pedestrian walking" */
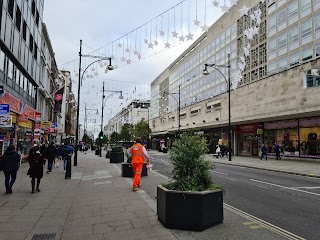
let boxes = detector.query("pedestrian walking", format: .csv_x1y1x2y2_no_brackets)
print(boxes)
28,146,46,193
274,142,281,160
215,144,221,158
60,142,74,173
0,145,21,194
54,145,61,168
46,142,56,173
130,138,150,192
260,144,268,160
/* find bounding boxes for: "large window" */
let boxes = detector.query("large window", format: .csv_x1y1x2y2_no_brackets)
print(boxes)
300,0,311,18
315,13,320,39
268,14,276,37
277,8,287,31
278,32,287,56
7,59,14,80
305,69,320,88
288,0,298,25
268,37,276,60
301,19,312,45
0,49,5,72
316,42,320,58
302,46,313,62
288,26,299,50
289,52,300,66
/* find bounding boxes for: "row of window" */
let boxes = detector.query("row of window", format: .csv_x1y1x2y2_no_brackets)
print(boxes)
0,47,36,99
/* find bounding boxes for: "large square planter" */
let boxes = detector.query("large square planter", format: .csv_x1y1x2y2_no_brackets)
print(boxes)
157,185,223,231
110,152,124,163
121,163,148,177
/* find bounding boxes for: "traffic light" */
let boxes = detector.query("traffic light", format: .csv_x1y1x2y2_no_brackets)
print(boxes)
99,131,103,140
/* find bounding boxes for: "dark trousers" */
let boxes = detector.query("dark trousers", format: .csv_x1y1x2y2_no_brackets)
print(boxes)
261,152,267,160
31,178,41,190
47,159,54,171
4,171,17,189
276,151,281,160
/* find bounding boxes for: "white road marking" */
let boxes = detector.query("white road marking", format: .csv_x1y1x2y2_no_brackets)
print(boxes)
291,186,320,189
210,170,229,175
250,179,320,197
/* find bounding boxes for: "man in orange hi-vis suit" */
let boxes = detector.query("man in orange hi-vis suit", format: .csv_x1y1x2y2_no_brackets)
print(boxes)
130,138,150,191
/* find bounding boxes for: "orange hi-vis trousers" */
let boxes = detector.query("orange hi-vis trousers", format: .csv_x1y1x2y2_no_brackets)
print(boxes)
132,163,143,188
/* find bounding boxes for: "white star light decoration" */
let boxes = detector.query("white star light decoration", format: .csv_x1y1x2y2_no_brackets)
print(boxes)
220,4,230,12
148,42,154,49
126,59,132,64
118,43,122,48
239,5,249,17
133,50,139,55
212,0,219,7
201,24,209,32
186,32,194,41
159,30,165,37
154,40,159,46
165,42,171,48
121,56,126,62
193,19,200,26
179,35,185,42
172,30,179,38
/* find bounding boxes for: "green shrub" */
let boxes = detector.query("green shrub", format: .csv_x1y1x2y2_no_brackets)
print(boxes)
111,144,123,152
165,133,223,192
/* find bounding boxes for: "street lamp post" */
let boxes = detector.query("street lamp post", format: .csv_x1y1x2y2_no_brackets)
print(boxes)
84,104,98,134
73,39,114,173
203,54,232,161
100,82,123,157
163,84,181,135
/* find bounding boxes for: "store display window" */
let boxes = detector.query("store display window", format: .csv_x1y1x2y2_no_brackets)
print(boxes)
264,120,299,157
299,118,320,158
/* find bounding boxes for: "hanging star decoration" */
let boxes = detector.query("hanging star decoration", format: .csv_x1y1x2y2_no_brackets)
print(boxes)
137,54,142,60
186,32,194,41
121,56,126,62
118,43,122,48
239,5,249,17
229,0,238,5
250,14,256,21
238,62,245,71
154,40,159,46
201,24,209,32
179,35,185,42
243,47,250,57
125,48,130,53
165,42,171,48
159,30,165,37
148,42,154,49
252,26,260,35
133,50,139,55
126,59,132,64
220,4,230,12
193,19,200,26
172,30,179,38
144,38,148,44
212,0,219,7
240,56,246,64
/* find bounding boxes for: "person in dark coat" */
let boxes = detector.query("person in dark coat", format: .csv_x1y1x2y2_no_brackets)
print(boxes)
46,142,56,173
29,146,46,193
0,145,21,194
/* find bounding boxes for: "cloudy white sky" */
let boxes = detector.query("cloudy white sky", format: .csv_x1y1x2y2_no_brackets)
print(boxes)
43,0,225,134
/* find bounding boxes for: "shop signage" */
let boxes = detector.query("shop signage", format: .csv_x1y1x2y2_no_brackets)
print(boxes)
41,121,52,129
299,117,320,127
18,120,32,129
35,112,41,123
18,114,28,123
0,115,13,127
0,104,10,115
34,129,41,136
265,120,298,130
49,122,56,133
10,113,17,123
234,123,258,133
54,87,64,113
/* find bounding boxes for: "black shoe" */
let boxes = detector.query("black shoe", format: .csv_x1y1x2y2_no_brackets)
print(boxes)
5,188,9,194
9,187,12,194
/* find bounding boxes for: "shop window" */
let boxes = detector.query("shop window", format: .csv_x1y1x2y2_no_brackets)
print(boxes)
305,69,320,88
288,0,298,25
299,118,320,158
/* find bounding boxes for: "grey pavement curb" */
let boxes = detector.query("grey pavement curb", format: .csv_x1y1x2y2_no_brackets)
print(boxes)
212,161,320,178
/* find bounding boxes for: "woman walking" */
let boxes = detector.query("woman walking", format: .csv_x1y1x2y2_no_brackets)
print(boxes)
0,145,21,194
29,146,45,193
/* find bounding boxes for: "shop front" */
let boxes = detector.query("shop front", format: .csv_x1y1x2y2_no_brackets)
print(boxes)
235,123,263,157
204,128,228,154
299,117,320,158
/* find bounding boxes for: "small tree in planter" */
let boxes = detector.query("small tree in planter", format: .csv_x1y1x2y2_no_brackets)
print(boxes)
157,132,223,231
109,143,124,163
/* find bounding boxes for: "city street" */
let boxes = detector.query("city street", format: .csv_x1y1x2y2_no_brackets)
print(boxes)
145,151,320,240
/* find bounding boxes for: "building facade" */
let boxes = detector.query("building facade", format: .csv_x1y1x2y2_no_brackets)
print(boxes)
106,99,150,138
150,0,320,159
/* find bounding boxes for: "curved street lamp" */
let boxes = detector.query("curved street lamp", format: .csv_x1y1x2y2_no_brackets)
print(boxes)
70,40,114,180
163,84,181,134
203,54,232,161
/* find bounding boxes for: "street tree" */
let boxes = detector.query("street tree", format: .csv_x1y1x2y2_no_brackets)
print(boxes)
119,123,134,141
82,133,92,144
110,131,120,143
133,119,150,141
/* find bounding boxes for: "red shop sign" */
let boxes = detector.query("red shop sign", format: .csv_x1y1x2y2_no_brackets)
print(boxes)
234,124,258,133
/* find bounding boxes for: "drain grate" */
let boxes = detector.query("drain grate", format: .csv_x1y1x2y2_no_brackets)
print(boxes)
31,233,56,240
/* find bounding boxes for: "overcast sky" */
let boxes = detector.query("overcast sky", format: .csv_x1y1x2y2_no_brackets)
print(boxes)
43,0,224,135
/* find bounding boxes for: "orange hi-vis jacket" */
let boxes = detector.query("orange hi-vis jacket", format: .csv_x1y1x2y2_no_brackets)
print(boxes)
130,143,144,164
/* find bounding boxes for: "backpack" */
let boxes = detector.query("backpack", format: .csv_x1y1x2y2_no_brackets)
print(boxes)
62,146,69,156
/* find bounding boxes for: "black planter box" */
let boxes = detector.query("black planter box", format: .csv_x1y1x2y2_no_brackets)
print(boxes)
157,185,223,231
95,149,101,155
121,163,148,177
110,152,124,163
105,151,110,159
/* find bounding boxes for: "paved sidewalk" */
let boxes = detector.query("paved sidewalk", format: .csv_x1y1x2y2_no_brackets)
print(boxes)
205,154,320,178
0,151,176,240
